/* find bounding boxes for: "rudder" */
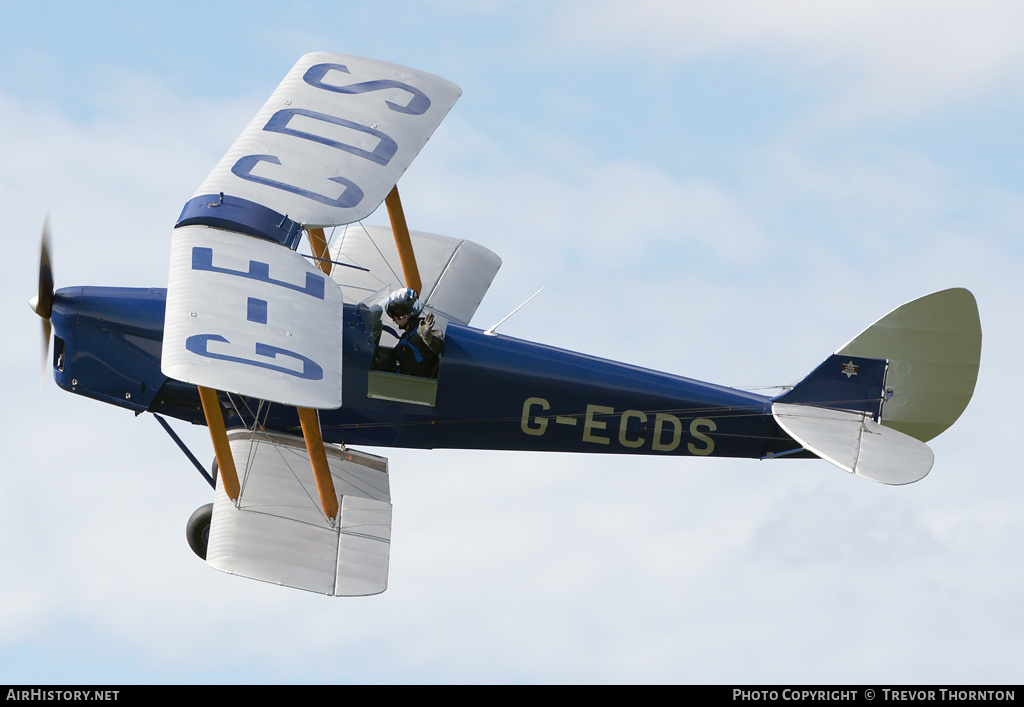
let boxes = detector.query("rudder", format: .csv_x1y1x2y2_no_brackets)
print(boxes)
836,287,981,443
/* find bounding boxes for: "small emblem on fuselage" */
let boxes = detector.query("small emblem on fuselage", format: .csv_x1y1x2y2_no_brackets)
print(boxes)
841,360,860,378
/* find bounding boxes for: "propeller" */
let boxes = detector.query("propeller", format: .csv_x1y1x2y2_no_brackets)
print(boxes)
29,217,54,377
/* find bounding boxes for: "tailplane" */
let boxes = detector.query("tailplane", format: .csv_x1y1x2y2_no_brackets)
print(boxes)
772,288,981,485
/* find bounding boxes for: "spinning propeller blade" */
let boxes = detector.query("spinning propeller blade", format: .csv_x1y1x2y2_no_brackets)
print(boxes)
29,218,54,379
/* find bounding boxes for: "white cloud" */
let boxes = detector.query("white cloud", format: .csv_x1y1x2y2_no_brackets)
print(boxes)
545,0,1024,124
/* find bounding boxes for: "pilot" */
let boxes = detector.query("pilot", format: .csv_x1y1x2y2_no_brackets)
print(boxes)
378,288,445,378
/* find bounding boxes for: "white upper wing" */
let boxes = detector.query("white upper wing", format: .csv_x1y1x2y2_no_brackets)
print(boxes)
177,53,461,240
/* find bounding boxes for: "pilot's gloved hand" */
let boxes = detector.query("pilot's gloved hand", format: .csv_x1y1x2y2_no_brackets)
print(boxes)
418,312,435,343
368,304,383,344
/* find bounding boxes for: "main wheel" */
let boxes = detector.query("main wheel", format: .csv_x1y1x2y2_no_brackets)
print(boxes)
186,503,214,560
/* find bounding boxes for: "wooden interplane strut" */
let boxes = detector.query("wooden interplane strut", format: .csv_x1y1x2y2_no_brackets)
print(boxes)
307,227,333,276
290,187,422,523
297,407,340,521
384,186,422,294
197,385,240,501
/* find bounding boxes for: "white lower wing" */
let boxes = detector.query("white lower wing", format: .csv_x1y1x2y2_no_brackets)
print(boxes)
161,225,343,409
206,430,392,597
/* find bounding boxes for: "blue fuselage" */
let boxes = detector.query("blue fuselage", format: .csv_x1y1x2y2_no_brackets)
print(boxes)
50,286,798,459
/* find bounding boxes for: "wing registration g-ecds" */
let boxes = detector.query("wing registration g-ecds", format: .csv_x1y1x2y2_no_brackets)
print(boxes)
161,53,461,407
180,53,461,232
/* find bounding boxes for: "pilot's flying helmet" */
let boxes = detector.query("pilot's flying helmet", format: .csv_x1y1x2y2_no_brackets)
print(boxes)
385,288,424,319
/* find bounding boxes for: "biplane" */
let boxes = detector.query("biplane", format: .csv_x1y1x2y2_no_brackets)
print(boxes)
29,53,982,596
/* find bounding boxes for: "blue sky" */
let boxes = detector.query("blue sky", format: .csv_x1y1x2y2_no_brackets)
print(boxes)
2,0,1022,684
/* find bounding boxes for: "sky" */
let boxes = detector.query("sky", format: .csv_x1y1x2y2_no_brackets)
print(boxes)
2,0,1022,685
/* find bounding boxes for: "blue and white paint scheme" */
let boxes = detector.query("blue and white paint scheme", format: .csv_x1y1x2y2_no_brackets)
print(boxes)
33,53,983,597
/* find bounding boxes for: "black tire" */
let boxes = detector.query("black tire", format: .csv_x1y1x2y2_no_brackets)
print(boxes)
186,503,214,560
